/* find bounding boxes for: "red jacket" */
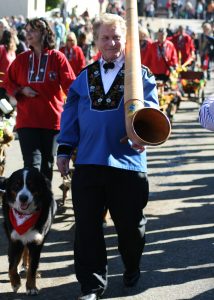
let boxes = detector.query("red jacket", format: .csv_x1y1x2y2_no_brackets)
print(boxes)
0,45,16,88
168,33,195,65
60,45,86,76
140,38,152,66
4,49,75,130
146,40,178,76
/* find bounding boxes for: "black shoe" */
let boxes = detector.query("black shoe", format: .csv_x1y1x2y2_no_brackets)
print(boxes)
78,293,99,300
123,269,140,287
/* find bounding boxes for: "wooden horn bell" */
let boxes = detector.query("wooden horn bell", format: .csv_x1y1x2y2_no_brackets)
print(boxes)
124,0,171,146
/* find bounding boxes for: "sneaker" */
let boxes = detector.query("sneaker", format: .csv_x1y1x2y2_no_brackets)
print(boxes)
78,293,99,300
123,269,140,287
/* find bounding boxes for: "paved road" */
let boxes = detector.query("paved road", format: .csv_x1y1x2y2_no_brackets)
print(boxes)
0,71,214,299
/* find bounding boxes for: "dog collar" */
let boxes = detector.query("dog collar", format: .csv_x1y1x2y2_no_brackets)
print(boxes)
9,208,41,235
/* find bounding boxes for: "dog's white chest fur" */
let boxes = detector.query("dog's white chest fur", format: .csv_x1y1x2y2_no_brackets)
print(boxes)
11,229,44,245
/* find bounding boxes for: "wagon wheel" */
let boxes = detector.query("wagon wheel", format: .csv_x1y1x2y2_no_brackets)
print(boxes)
166,102,174,123
0,145,6,176
197,89,205,105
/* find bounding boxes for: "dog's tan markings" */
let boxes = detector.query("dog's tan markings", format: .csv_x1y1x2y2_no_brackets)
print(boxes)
12,178,22,195
21,246,29,272
27,179,34,191
26,267,39,295
11,190,17,198
9,266,21,292
8,245,24,292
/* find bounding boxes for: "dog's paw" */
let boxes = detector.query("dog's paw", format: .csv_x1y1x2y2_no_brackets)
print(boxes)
26,287,39,295
19,264,27,278
10,273,21,293
12,283,21,293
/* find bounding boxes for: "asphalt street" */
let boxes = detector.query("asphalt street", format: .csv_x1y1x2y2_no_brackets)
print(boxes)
0,31,214,300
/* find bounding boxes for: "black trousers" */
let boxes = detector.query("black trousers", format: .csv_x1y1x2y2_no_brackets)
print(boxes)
17,128,59,181
0,87,7,99
72,165,149,295
154,74,169,82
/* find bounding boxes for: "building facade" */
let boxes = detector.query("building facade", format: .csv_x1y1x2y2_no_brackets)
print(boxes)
0,0,109,19
0,0,45,19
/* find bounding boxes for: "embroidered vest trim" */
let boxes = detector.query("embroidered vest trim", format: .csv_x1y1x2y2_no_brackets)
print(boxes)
28,52,49,83
87,61,125,111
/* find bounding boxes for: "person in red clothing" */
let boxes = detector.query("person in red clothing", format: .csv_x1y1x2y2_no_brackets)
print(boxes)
139,27,152,67
0,29,17,98
168,25,195,67
60,32,86,76
4,18,76,181
146,28,178,82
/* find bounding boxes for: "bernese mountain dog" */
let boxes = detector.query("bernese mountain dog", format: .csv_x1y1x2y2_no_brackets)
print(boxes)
1,168,57,295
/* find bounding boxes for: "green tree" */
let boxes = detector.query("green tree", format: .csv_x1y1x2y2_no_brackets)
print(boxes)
46,0,62,11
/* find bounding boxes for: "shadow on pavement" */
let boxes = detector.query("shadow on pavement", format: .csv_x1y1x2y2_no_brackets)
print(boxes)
1,99,214,299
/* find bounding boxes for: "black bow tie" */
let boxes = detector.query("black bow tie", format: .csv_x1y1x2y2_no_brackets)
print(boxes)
103,62,115,73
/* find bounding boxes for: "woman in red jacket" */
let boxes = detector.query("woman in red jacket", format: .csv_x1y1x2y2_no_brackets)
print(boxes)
146,28,178,82
4,18,76,181
60,32,86,76
0,29,17,98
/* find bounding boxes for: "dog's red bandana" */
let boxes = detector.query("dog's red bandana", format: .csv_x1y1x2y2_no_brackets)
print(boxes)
9,208,41,235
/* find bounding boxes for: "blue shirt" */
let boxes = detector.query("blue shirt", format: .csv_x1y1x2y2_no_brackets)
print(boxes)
57,60,159,172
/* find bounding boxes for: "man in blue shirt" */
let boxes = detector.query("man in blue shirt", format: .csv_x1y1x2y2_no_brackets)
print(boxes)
57,13,159,300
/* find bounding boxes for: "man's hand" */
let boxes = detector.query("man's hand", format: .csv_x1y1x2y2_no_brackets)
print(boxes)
21,87,38,97
131,143,145,153
57,157,70,176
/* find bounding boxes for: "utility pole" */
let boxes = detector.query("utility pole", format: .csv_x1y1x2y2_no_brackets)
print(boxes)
99,0,104,15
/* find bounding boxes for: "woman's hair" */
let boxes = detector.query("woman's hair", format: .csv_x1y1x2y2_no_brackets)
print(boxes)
0,18,9,31
77,32,87,46
18,29,27,42
93,13,126,41
66,31,77,46
25,17,55,50
0,29,17,52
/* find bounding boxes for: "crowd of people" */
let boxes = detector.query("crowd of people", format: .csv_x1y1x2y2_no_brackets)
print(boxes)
162,0,214,20
0,8,213,84
0,3,213,300
139,20,213,81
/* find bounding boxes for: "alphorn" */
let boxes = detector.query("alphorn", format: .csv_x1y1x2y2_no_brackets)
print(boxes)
123,0,171,146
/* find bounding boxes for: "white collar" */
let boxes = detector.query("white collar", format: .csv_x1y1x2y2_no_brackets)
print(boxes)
100,53,125,69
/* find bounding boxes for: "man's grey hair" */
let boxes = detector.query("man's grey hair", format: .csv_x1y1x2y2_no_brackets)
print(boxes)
93,13,126,41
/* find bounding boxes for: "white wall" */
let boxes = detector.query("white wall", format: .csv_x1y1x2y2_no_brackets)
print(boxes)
0,0,46,18
27,0,46,19
0,0,28,18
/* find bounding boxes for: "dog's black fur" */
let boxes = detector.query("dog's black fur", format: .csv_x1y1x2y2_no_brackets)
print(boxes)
1,168,57,295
